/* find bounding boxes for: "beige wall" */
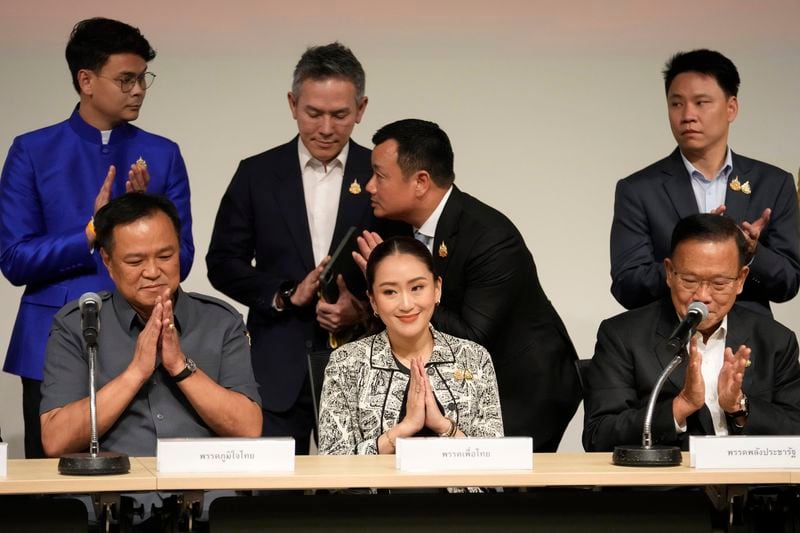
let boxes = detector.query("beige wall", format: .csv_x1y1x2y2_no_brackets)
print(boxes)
1,0,798,457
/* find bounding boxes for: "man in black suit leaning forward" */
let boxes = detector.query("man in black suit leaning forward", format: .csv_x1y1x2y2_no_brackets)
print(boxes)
207,43,377,454
611,49,800,315
357,119,581,452
585,214,800,452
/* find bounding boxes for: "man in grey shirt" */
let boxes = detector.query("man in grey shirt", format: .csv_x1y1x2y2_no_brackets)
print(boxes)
40,193,262,457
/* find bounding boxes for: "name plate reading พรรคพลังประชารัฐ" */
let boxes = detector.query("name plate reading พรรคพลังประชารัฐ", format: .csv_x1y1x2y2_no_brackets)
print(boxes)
156,438,295,473
689,435,800,469
395,437,533,472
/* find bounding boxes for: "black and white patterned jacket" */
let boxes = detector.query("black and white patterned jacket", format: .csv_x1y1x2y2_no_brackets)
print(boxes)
318,326,503,455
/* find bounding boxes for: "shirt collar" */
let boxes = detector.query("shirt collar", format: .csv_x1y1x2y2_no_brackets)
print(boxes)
113,287,186,333
416,185,454,239
680,147,733,182
297,137,349,172
68,105,135,146
369,325,456,370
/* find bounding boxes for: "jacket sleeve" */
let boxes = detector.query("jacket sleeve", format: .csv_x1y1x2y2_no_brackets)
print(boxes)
463,343,504,438
205,161,283,316
164,145,194,281
317,347,379,455
610,178,669,309
0,137,98,286
745,170,800,303
743,331,800,435
582,319,678,452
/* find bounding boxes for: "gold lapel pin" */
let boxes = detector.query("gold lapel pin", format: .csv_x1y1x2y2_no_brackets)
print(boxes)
729,176,741,191
135,156,147,169
740,181,752,195
454,369,464,382
463,369,473,381
438,241,448,258
348,179,362,195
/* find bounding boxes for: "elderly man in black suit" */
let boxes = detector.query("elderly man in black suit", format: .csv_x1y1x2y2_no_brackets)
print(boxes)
356,119,580,452
585,214,800,452
611,49,800,315
206,43,381,454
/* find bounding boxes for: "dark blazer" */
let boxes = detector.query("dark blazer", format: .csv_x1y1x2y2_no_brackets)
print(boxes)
610,148,800,314
206,137,380,412
583,298,800,452
430,186,581,452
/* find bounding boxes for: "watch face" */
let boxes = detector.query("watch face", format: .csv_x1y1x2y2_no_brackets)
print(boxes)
186,358,197,372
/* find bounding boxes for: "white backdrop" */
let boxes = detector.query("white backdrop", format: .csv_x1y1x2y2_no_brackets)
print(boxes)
0,0,798,457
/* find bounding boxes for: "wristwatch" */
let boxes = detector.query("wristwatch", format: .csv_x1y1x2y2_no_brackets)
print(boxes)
277,280,298,310
725,393,749,419
173,357,197,383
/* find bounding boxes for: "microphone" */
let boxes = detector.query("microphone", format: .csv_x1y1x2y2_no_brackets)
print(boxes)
665,301,709,353
612,301,709,467
59,291,129,476
79,292,102,346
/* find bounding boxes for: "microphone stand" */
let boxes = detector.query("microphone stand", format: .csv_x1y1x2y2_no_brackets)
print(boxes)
58,342,130,475
612,351,684,467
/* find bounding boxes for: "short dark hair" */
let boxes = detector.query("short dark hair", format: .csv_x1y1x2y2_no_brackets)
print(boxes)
669,213,747,267
372,119,455,188
366,237,436,293
66,18,156,93
292,42,365,100
95,193,181,254
663,49,740,98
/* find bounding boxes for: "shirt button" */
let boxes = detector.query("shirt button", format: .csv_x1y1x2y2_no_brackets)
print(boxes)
101,147,110,154
427,367,435,376
156,414,165,421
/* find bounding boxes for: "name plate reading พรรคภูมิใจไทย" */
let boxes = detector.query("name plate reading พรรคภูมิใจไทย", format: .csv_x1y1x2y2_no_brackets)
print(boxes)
0,442,6,477
156,437,295,473
395,437,533,472
689,435,800,469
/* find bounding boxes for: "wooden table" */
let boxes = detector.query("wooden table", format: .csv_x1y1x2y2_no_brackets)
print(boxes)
0,457,156,494
140,452,794,491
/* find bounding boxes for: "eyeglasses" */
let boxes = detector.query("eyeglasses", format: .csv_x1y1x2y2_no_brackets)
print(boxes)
98,72,156,93
671,270,739,294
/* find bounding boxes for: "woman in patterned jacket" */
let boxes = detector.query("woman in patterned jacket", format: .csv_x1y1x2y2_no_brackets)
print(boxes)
318,237,503,455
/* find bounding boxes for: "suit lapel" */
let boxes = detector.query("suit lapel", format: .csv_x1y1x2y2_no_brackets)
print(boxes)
725,305,754,394
654,298,687,392
273,138,315,271
433,186,463,279
329,141,372,252
724,152,754,223
662,148,699,220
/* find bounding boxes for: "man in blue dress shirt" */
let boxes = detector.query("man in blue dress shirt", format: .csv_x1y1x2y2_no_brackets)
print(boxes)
0,18,194,457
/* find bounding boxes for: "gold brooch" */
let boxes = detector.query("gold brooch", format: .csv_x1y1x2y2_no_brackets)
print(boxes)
740,181,752,195
453,368,473,382
729,176,741,191
438,241,448,258
348,179,362,195
135,156,147,169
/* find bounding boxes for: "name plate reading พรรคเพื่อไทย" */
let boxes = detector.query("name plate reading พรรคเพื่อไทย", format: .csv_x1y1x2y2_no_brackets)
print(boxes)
689,435,800,469
395,437,533,472
156,438,295,473
0,442,6,477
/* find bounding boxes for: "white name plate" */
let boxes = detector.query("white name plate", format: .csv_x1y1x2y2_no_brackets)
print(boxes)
0,442,6,477
157,437,295,473
690,435,800,469
395,437,533,472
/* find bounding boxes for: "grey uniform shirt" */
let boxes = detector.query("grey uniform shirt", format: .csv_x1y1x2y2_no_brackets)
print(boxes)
41,288,261,456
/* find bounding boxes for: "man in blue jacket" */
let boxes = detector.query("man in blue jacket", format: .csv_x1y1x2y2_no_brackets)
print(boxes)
0,18,194,457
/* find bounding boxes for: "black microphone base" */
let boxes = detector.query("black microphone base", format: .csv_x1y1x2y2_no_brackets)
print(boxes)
612,444,682,467
58,451,130,475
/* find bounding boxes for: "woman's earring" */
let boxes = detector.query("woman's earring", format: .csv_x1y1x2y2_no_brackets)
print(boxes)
374,311,379,317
